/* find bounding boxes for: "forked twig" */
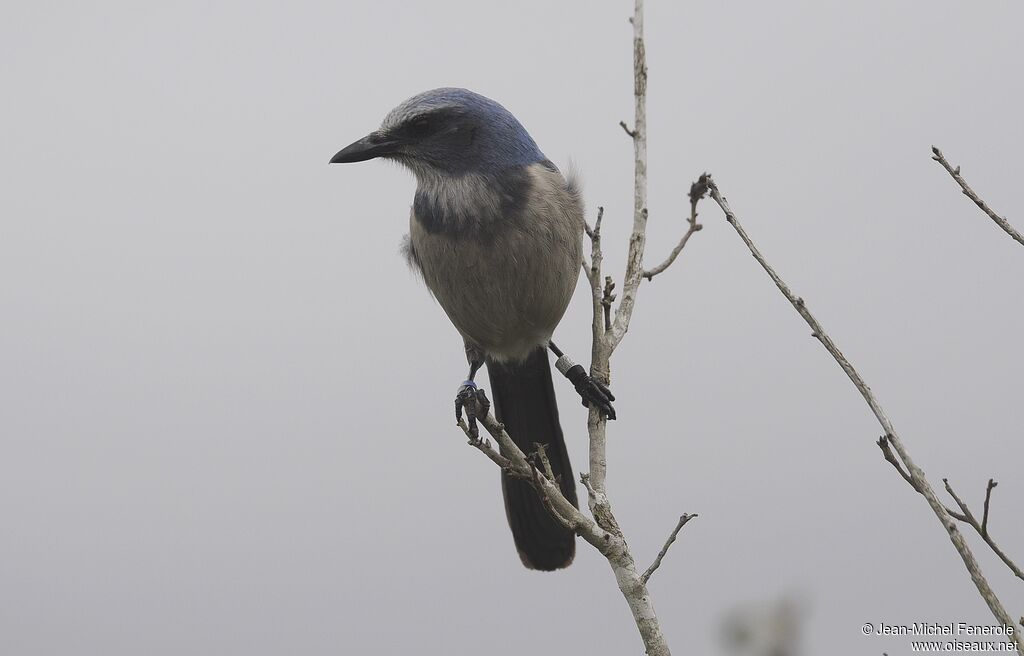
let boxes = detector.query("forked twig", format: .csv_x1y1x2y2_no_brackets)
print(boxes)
641,513,698,584
706,176,1021,653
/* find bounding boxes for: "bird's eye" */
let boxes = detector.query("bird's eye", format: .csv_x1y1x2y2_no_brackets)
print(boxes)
407,117,433,137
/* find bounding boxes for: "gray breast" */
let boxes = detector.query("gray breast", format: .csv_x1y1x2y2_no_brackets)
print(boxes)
406,162,584,362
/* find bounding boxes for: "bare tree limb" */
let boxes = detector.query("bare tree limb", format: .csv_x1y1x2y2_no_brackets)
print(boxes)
876,436,920,493
643,175,708,280
606,0,650,356
458,418,515,472
465,409,622,556
584,207,614,338
706,176,1022,654
982,479,996,539
532,442,557,483
529,456,577,533
876,436,968,522
943,478,1024,582
583,206,603,288
641,513,698,584
455,5,697,655
602,276,616,332
931,146,1024,247
576,7,683,654
586,207,608,384
877,438,1022,581
943,480,981,532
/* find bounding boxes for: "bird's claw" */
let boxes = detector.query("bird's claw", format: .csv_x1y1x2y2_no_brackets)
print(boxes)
563,364,616,420
455,380,491,438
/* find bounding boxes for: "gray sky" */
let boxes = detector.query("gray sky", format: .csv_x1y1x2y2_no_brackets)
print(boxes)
2,1,1023,654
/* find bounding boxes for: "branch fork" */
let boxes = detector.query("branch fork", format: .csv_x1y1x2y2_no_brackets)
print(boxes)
708,176,1022,654
453,4,697,654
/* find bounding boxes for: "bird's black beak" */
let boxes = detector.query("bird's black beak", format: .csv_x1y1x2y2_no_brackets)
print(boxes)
329,131,399,164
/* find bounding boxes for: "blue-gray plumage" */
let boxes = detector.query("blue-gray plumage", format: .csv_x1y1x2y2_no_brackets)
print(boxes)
330,88,614,571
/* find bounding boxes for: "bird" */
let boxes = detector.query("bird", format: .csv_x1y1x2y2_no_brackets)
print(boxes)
330,88,615,571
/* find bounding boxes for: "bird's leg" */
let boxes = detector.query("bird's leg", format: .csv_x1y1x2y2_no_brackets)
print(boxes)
548,341,616,420
455,358,490,438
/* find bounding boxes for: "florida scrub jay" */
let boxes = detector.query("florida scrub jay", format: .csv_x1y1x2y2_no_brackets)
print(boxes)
330,88,614,570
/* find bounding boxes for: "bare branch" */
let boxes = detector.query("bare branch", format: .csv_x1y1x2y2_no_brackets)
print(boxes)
877,433,1024,580
574,6,680,655
982,479,996,539
457,407,626,558
602,276,616,332
459,418,516,471
586,209,605,315
878,436,969,522
606,0,650,356
944,478,980,526
529,459,577,532
943,478,1024,582
453,5,698,655
525,442,574,531
580,471,600,501
932,146,1024,247
532,442,557,483
641,513,697,584
879,436,975,523
706,176,1022,653
876,436,920,492
619,120,636,138
643,174,708,280
579,472,622,537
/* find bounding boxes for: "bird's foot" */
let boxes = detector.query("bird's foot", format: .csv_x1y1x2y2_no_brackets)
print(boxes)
555,356,616,420
455,380,491,438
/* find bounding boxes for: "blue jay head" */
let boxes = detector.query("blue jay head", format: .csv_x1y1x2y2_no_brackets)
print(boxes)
330,88,546,176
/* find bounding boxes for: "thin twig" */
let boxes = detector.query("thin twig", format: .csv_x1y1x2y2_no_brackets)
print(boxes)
982,479,996,539
877,437,968,522
587,210,604,319
878,436,1024,579
526,441,571,529
579,472,622,537
602,276,616,332
619,120,636,138
576,5,676,654
529,460,577,532
583,208,602,283
606,0,650,356
465,408,624,558
458,418,516,472
641,513,697,584
707,176,1022,654
944,478,1024,582
643,174,708,280
876,436,920,492
454,5,690,655
532,442,557,483
944,479,980,526
932,146,1024,247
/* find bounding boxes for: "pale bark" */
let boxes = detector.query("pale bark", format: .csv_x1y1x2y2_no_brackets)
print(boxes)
457,2,697,654
706,177,1023,655
932,146,1024,247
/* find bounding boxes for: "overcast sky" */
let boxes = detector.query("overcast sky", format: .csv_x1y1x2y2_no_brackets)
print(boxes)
2,2,1023,654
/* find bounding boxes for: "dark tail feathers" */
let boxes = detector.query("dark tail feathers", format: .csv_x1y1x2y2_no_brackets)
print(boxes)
487,347,578,571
